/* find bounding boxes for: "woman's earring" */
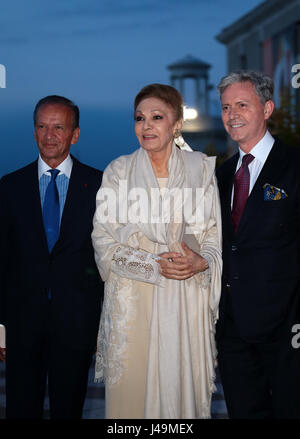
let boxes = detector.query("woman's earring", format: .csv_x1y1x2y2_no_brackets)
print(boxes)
174,130,185,148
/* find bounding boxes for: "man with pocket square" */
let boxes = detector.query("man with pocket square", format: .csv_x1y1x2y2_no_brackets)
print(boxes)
0,95,103,418
216,71,300,418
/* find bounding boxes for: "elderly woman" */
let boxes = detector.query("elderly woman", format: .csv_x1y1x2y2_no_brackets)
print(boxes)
92,84,222,419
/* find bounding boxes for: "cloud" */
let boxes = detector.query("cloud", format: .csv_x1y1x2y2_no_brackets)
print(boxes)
46,0,160,19
0,0,178,45
0,36,29,46
0,0,262,54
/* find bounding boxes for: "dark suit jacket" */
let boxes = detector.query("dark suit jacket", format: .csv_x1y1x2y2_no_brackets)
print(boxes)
0,156,103,350
216,139,300,343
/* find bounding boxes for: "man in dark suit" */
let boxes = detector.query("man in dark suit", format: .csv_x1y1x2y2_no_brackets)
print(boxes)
216,71,300,418
0,95,103,418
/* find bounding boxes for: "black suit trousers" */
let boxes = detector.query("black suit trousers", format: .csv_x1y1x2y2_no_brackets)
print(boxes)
217,292,300,419
5,298,94,419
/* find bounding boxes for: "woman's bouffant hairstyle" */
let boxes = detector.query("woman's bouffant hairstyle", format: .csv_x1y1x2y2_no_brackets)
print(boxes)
134,83,184,121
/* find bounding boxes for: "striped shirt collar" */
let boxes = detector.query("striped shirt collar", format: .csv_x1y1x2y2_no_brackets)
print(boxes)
38,154,73,180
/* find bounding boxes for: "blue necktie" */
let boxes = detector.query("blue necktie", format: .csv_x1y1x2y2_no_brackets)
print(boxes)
43,169,60,252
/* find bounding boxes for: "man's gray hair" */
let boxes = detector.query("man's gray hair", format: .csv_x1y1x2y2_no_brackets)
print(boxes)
217,71,274,105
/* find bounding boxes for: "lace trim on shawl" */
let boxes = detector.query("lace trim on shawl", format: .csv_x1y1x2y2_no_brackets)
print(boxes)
112,246,161,283
196,253,213,289
95,273,138,385
95,247,162,386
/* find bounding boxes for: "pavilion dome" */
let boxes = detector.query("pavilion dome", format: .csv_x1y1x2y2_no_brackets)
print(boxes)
167,55,211,74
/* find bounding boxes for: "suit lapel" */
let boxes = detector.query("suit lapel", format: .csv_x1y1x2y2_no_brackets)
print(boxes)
237,139,287,235
24,161,49,254
219,153,239,239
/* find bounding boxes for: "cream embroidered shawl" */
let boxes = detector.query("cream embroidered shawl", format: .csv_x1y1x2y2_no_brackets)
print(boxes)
92,143,222,418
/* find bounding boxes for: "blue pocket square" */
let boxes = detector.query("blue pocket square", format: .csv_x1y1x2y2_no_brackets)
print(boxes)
263,183,288,201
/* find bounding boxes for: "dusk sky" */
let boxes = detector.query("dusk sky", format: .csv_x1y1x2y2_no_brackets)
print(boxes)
0,0,263,175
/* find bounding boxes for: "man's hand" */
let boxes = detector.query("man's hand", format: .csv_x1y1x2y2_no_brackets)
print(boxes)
0,348,6,363
158,242,208,280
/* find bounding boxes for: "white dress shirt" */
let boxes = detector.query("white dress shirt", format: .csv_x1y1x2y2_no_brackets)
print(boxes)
231,130,275,206
38,154,73,180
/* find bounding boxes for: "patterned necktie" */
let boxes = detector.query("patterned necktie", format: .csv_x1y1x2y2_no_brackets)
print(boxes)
232,154,254,233
43,169,60,252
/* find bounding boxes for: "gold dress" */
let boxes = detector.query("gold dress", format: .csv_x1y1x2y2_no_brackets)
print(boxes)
105,179,167,418
92,146,222,419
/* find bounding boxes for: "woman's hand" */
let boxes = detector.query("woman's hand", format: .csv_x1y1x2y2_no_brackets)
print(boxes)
158,251,181,276
158,242,208,280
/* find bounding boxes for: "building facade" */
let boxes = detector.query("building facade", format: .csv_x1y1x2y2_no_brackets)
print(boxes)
216,0,300,111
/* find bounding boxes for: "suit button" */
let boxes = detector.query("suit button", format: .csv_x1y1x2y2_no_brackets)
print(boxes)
226,283,231,288
232,245,237,251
